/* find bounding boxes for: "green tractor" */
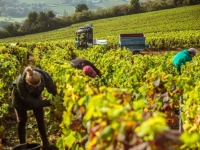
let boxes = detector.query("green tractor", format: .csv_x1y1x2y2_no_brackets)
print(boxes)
74,24,107,49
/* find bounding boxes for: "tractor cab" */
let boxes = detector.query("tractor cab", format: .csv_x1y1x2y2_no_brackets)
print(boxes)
75,24,107,49
75,24,93,49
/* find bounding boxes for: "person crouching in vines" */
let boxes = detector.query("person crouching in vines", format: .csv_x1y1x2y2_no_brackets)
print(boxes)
172,48,197,74
71,58,101,78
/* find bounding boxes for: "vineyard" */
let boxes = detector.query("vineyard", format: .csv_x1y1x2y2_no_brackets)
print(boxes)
0,5,200,50
0,4,200,150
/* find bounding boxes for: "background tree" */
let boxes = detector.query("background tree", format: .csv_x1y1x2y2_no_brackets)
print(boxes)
3,23,18,36
37,11,49,30
75,4,89,13
173,0,183,6
189,0,200,5
130,0,140,13
27,11,38,27
46,10,55,18
0,29,10,39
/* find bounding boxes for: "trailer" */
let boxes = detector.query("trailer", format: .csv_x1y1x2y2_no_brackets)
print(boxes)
119,33,149,54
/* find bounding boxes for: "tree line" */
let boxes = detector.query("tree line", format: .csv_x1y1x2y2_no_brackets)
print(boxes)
0,0,199,39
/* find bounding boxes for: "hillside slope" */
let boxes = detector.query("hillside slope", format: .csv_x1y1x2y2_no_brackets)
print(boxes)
0,5,199,45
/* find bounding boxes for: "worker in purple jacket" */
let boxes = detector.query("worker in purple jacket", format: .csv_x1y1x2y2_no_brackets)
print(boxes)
12,66,58,150
71,58,101,78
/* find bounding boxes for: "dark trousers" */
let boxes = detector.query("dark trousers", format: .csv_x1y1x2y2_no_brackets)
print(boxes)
14,107,49,145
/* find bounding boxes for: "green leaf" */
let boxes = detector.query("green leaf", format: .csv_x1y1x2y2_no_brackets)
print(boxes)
180,132,200,145
100,125,114,140
64,131,76,148
133,100,147,110
107,108,122,120
56,138,65,150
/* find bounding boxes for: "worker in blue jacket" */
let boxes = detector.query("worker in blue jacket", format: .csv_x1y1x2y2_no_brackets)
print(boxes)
172,48,197,74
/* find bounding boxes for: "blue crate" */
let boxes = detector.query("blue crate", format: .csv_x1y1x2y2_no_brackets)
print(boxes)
119,37,145,46
119,33,148,51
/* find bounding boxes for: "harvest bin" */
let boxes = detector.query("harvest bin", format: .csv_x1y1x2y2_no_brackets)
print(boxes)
119,33,148,52
12,143,41,150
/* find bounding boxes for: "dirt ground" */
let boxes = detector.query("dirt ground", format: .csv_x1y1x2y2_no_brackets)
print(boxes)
0,107,61,150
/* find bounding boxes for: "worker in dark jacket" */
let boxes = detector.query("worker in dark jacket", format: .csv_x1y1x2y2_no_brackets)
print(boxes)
71,58,101,78
12,66,57,149
172,48,197,74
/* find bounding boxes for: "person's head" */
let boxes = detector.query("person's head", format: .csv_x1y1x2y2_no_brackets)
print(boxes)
188,48,197,58
82,65,97,78
25,66,41,87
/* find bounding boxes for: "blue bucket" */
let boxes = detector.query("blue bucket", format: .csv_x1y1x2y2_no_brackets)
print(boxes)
12,143,41,150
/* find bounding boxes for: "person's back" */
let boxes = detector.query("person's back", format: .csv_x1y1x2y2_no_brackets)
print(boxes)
172,48,196,73
71,58,101,77
172,50,191,66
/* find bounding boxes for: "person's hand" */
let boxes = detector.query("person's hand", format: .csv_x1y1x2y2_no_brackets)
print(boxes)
50,100,56,108
50,96,64,120
50,99,63,110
